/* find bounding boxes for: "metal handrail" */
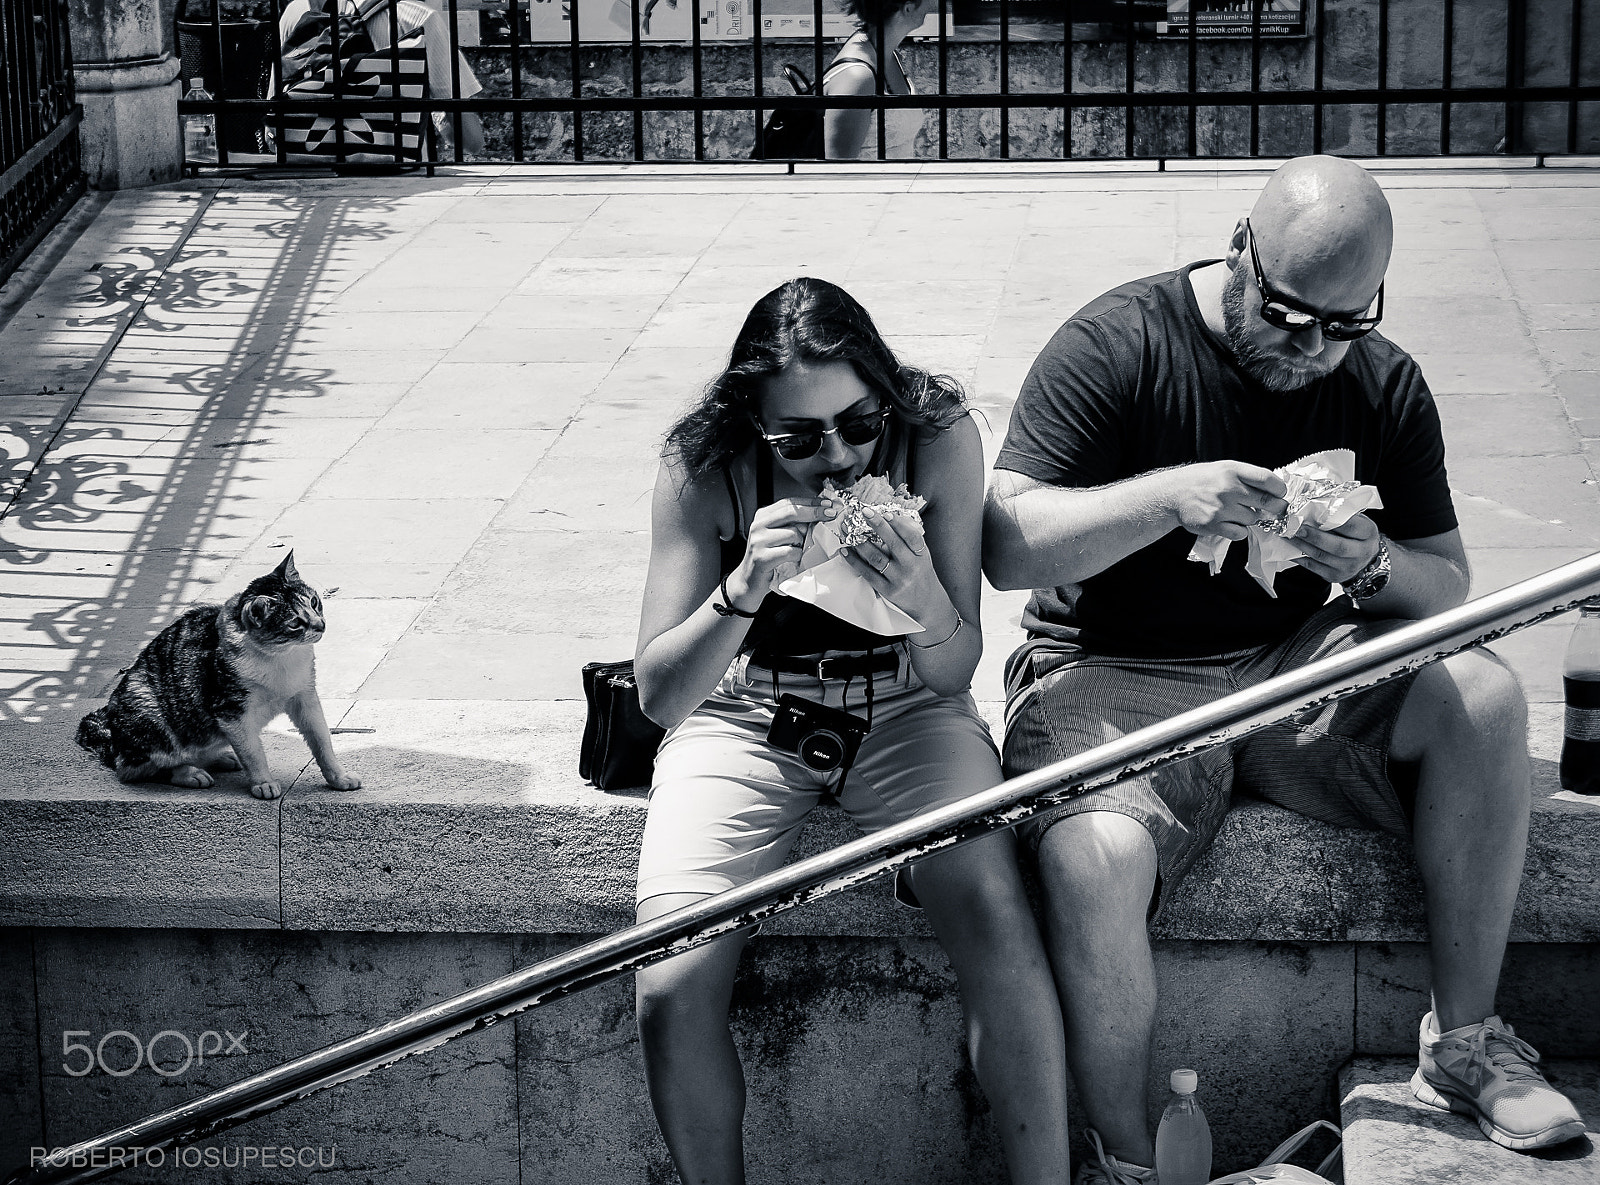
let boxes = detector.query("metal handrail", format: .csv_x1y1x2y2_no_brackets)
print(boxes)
12,551,1600,1184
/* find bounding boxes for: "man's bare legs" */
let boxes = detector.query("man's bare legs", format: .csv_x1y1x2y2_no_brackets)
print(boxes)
1389,648,1531,1029
1029,648,1533,1170
1034,812,1160,1170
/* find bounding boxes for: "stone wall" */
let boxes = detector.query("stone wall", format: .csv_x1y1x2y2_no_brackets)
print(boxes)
3,927,1596,1183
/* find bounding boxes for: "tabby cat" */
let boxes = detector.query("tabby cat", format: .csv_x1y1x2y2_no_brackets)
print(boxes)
76,552,360,800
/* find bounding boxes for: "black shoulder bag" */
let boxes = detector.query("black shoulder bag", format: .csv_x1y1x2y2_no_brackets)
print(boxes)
580,660,665,791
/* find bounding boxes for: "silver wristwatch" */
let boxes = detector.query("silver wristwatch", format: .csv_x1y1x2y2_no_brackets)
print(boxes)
1344,537,1392,602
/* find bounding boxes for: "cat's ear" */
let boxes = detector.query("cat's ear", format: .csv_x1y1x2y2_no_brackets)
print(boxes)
241,595,275,631
273,550,300,583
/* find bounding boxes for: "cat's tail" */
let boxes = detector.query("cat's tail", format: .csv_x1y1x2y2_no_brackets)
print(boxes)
76,708,117,768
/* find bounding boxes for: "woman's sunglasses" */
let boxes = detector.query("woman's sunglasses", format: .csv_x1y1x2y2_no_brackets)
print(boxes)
751,408,891,461
1245,218,1384,341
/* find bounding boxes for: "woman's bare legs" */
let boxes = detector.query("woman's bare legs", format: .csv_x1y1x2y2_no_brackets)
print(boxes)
635,893,753,1185
908,830,1074,1184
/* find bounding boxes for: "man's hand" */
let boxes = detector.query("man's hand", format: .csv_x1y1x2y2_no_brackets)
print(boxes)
1292,513,1382,584
1162,460,1289,542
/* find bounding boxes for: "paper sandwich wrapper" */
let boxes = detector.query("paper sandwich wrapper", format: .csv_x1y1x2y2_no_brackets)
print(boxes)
776,475,928,636
1187,448,1383,598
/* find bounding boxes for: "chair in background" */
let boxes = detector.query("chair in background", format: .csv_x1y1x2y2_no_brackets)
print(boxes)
278,43,431,161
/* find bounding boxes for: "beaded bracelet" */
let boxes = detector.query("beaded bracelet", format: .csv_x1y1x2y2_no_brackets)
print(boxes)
909,609,963,650
711,571,758,619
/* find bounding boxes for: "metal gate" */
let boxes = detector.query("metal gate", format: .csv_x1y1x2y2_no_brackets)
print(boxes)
177,0,1600,168
0,0,81,284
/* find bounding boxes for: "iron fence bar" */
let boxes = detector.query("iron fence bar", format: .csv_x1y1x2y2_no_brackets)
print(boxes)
1441,0,1453,154
196,81,1600,117
874,16,885,161
1001,0,1011,159
1061,0,1072,158
10,551,1600,1185
1312,0,1324,152
267,0,287,165
1377,0,1388,154
446,0,462,162
1505,0,1522,154
388,0,402,165
508,0,524,160
812,0,823,158
692,0,703,160
1186,0,1196,157
1,0,15,168
753,0,764,160
1122,0,1133,157
937,0,947,158
1568,0,1582,155
1248,0,1261,158
209,0,231,166
630,0,643,160
327,0,347,161
570,0,582,160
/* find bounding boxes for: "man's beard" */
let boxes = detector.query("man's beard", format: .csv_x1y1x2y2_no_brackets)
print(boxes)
1221,265,1342,392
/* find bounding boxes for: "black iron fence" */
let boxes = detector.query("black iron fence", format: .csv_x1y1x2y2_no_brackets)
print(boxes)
175,0,1599,168
1,0,81,282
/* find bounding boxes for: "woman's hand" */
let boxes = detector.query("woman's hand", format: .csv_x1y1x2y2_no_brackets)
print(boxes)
725,498,836,612
839,509,955,630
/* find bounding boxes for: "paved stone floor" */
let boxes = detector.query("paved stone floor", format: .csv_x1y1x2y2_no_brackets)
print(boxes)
2,161,1599,763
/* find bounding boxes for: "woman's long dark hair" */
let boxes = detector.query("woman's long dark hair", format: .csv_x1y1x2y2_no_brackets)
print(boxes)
664,277,968,480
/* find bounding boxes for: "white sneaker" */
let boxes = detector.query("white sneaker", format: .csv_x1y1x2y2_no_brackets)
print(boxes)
1410,1011,1586,1151
1074,1129,1157,1185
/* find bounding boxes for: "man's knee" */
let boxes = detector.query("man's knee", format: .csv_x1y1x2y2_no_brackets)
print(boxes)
1035,810,1158,904
1401,649,1528,758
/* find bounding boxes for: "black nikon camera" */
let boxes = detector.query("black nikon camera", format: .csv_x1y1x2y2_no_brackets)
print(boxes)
767,693,870,775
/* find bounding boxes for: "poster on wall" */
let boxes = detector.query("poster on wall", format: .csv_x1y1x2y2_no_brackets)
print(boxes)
1159,0,1305,37
527,0,749,41
754,0,947,38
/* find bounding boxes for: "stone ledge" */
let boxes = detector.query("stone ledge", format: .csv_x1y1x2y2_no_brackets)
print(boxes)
5,704,1599,939
1339,1056,1598,1183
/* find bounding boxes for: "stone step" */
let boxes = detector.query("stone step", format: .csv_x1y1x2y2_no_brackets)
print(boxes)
1338,1056,1598,1184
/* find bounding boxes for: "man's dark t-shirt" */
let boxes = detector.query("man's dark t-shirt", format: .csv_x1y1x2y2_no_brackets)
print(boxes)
995,261,1457,658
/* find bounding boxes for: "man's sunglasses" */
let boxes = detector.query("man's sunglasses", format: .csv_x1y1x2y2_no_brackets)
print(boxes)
1245,218,1384,341
750,408,891,461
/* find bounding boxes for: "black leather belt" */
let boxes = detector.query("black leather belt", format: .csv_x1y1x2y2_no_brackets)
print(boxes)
747,650,900,680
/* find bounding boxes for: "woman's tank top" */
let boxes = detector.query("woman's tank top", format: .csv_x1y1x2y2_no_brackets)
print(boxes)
824,39,923,160
720,421,919,657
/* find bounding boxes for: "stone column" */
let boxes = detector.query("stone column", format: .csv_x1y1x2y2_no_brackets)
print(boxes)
69,0,183,188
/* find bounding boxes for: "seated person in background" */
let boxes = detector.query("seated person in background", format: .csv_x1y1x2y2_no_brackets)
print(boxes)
277,0,484,156
632,277,1071,1184
823,0,932,159
983,155,1586,1183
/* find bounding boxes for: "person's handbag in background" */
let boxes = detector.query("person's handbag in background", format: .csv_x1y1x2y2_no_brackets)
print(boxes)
752,64,823,160
581,660,666,791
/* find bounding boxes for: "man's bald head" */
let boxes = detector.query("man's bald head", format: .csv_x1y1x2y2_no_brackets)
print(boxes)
1246,156,1393,310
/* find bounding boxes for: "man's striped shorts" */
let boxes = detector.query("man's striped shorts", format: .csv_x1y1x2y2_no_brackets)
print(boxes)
1001,601,1426,917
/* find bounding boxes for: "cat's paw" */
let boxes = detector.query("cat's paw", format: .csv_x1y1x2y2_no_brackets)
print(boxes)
170,764,214,788
324,770,362,791
210,752,243,772
250,780,283,800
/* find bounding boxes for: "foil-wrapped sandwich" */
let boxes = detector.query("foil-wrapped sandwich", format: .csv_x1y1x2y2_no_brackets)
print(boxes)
775,474,930,635
1188,448,1383,597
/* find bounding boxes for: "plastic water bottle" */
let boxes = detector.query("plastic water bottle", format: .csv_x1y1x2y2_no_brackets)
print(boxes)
1561,601,1600,794
1155,1068,1213,1185
183,78,217,163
